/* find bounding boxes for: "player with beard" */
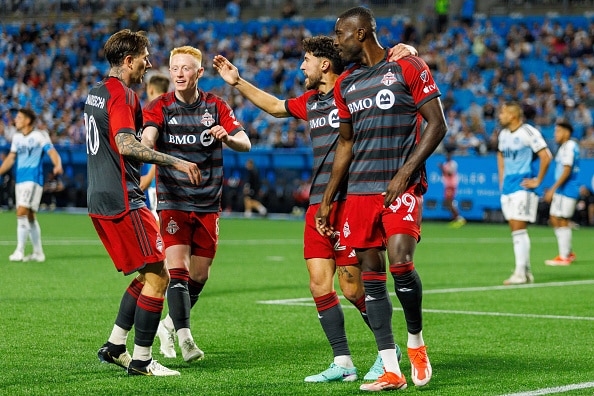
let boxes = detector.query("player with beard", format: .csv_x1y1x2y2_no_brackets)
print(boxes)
86,29,201,377
214,37,416,382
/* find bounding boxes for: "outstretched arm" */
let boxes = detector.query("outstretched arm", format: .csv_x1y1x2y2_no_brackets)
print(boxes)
213,55,290,118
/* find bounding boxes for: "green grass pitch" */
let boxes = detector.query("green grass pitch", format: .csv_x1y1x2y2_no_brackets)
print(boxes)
0,211,593,395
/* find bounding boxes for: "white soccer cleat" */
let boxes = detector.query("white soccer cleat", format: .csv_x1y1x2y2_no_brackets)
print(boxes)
181,338,204,362
9,250,25,262
156,320,177,358
127,359,180,376
24,252,45,262
503,273,532,285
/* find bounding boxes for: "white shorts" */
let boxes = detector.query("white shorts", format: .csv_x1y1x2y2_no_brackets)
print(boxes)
501,190,538,223
549,193,576,219
15,181,44,212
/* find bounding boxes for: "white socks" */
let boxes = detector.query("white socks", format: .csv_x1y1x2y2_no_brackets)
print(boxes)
512,229,530,275
554,226,572,259
16,216,30,252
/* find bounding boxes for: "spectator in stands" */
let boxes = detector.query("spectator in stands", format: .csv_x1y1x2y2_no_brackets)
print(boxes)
543,119,580,266
459,0,474,27
243,159,267,217
0,108,63,263
580,126,594,158
225,0,241,21
281,0,298,19
497,102,552,285
142,45,251,364
435,0,450,33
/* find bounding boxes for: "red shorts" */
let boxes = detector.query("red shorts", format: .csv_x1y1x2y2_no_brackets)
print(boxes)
344,185,423,249
159,210,219,259
304,202,357,266
444,186,456,201
91,207,165,275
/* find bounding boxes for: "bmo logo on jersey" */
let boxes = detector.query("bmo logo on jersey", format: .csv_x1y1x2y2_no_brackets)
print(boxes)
165,132,215,147
309,108,339,130
347,89,396,113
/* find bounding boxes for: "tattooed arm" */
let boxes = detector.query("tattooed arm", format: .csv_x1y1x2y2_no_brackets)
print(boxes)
115,133,202,185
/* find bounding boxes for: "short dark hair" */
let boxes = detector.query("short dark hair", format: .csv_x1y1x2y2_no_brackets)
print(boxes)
104,29,150,67
338,6,376,32
18,108,37,125
302,35,345,74
148,74,170,95
556,119,574,134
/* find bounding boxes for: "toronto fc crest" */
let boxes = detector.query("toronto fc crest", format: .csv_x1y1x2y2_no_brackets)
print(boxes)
381,71,397,86
166,218,180,235
201,110,215,127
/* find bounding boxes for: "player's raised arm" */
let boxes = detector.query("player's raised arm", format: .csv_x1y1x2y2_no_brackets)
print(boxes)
213,55,290,118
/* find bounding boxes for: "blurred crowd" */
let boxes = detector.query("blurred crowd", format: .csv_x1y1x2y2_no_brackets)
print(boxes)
1,3,594,157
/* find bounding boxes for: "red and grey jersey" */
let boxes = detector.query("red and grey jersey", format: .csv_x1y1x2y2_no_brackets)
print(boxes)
84,77,146,218
285,89,347,205
335,54,441,195
143,89,244,212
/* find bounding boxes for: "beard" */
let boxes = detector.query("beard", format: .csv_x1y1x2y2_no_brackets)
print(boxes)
305,74,322,90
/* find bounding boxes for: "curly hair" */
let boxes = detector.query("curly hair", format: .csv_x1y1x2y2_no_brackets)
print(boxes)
302,35,344,75
104,29,150,67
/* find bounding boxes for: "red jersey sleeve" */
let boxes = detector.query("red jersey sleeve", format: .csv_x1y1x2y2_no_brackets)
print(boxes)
142,93,170,132
334,65,357,121
285,90,317,121
108,82,139,138
215,97,245,135
398,56,441,108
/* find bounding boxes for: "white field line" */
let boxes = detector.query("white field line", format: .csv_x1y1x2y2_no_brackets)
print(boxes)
260,281,594,395
499,381,594,396
257,280,594,322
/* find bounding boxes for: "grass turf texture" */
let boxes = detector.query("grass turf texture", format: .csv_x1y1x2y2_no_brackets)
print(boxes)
0,211,593,396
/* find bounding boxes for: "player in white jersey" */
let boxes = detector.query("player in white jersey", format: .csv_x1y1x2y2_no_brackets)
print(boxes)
0,108,63,262
543,119,580,266
497,102,552,285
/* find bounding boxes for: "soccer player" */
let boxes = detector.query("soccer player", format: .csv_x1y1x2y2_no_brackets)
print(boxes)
85,29,201,377
214,38,416,383
439,146,466,228
0,108,63,262
315,7,448,391
242,159,267,218
543,119,579,266
140,73,170,222
142,45,251,362
497,102,552,284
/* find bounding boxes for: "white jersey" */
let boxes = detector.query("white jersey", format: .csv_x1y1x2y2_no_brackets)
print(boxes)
498,123,548,195
554,139,580,199
10,129,54,185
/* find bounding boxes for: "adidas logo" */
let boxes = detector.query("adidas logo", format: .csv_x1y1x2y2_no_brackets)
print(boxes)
397,287,413,292
365,295,376,302
347,84,356,93
170,283,186,289
403,214,414,221
168,117,179,125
